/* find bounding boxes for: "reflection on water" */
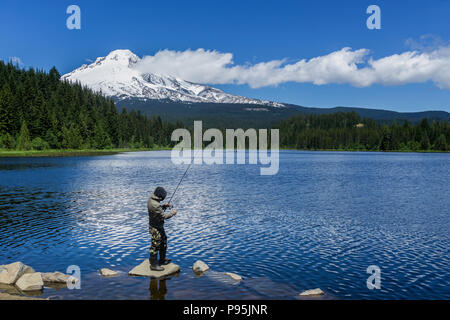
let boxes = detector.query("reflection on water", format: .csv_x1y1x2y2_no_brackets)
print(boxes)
150,279,168,300
0,151,449,299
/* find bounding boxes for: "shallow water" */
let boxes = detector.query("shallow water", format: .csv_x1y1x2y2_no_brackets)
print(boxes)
0,151,448,299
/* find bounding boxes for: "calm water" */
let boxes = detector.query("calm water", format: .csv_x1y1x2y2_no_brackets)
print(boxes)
0,151,448,300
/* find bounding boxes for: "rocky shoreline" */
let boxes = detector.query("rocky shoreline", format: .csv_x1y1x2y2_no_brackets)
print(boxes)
1,260,325,300
0,261,79,300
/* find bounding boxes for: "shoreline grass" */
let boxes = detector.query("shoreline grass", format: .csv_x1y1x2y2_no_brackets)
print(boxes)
279,147,449,153
0,147,447,158
0,147,172,158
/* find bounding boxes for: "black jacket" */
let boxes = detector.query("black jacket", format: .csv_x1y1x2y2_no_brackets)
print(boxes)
147,192,176,228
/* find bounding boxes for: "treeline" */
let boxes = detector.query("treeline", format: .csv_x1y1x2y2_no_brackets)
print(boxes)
1,61,448,153
276,112,449,151
0,61,182,150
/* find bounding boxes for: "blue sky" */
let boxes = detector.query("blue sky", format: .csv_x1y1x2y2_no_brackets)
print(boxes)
1,0,450,112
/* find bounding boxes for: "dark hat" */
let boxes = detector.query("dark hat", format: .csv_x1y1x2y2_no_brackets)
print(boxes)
154,187,167,200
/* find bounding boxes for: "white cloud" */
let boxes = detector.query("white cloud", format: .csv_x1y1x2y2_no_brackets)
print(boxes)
134,46,450,90
135,49,238,84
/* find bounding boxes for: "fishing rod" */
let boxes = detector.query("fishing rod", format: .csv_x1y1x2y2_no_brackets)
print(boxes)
164,148,202,210
164,161,193,210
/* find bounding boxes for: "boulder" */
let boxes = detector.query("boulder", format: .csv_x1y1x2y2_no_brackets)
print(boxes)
99,268,119,277
192,260,210,274
0,266,6,278
41,271,78,284
15,273,44,292
129,260,180,279
224,272,243,281
0,262,35,285
204,271,241,286
299,288,324,296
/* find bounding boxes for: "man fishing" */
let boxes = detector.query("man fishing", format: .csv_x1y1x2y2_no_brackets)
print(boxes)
148,187,177,271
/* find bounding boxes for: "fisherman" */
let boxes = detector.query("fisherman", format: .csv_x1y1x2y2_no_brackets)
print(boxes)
148,186,177,271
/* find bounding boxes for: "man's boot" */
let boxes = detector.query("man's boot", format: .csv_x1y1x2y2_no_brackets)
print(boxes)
149,254,164,271
159,247,171,265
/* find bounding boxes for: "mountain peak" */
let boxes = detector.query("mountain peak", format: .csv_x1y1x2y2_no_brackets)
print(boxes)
62,49,284,107
104,49,140,65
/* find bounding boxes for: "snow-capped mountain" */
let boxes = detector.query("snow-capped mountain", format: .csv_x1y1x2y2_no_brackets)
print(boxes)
62,49,284,107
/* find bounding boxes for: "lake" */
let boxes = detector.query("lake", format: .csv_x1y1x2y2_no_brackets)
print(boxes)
0,151,448,299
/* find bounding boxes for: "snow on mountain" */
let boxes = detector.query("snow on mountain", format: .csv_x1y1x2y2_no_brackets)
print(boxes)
61,49,284,107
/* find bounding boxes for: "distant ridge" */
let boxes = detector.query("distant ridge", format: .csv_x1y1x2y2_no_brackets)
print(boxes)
286,105,450,123
116,98,450,129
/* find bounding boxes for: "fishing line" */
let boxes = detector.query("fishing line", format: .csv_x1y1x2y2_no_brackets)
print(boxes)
168,162,192,206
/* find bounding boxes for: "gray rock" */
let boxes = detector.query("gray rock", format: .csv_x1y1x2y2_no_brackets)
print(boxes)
99,268,119,277
41,271,78,284
299,288,324,296
0,262,35,285
192,260,210,274
224,272,243,281
129,260,180,279
15,273,43,291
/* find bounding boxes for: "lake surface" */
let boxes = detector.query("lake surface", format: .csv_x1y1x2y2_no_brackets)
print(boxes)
0,151,448,300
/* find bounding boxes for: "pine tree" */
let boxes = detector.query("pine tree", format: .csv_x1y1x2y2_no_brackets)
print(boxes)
433,134,447,151
31,137,50,150
420,133,430,150
61,124,83,149
93,122,112,149
379,131,392,151
0,85,15,135
44,129,59,148
0,133,15,149
16,121,32,150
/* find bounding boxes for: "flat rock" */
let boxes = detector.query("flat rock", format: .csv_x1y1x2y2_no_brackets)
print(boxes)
129,260,180,279
41,271,78,284
224,272,243,281
15,272,44,292
299,288,324,296
0,262,35,285
100,268,119,277
192,260,210,274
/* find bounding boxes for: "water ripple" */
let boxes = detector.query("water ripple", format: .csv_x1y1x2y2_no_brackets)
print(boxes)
0,151,449,299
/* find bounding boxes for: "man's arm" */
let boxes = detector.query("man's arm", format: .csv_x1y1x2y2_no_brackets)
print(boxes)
157,205,177,220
